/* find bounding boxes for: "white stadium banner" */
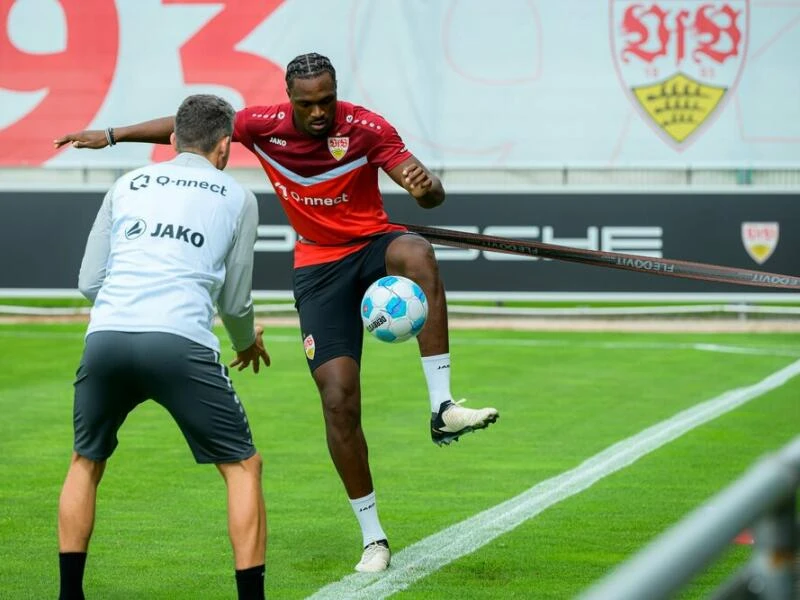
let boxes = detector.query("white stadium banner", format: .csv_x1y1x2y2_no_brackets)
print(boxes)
1,0,798,169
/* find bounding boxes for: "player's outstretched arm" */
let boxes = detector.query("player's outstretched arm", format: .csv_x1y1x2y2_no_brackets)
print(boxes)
53,116,175,149
387,157,445,209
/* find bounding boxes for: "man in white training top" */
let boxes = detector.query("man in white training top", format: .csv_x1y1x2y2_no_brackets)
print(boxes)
57,94,269,600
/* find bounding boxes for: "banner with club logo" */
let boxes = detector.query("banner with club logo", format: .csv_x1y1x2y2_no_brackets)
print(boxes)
1,0,798,168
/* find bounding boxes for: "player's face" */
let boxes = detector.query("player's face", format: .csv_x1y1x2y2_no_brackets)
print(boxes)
288,73,337,137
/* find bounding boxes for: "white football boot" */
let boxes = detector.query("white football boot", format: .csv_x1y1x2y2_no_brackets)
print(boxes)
355,540,391,572
431,400,499,446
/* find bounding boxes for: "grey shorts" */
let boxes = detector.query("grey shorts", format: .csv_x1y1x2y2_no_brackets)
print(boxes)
73,331,256,464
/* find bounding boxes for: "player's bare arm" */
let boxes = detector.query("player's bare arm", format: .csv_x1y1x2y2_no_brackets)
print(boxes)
388,157,445,209
53,116,175,149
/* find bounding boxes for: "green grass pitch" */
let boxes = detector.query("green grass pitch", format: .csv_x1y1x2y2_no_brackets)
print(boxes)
1,322,798,599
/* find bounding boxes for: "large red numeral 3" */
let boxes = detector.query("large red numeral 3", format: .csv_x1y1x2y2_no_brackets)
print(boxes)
0,0,118,165
153,0,287,166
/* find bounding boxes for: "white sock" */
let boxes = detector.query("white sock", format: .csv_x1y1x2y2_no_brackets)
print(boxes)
421,353,452,412
349,491,387,547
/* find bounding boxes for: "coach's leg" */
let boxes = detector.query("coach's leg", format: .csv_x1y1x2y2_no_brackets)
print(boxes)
385,234,448,356
59,452,106,551
218,453,266,600
58,452,106,600
217,453,267,568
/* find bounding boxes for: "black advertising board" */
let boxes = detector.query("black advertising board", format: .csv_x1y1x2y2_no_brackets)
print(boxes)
1,190,797,297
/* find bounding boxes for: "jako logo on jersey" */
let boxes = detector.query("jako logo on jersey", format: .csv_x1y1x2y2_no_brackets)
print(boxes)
303,334,315,360
150,223,205,247
327,136,349,161
124,218,147,240
269,136,287,147
610,1,748,150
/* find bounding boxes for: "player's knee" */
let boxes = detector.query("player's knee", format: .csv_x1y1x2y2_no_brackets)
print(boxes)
320,386,360,428
388,236,439,281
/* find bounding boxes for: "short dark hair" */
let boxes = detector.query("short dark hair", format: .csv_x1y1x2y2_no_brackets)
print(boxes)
285,53,337,89
174,94,235,154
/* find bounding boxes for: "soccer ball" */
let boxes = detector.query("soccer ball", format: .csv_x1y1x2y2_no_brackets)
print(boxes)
360,275,428,343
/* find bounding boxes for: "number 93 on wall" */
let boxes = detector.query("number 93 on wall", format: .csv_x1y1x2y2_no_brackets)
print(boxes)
361,276,428,343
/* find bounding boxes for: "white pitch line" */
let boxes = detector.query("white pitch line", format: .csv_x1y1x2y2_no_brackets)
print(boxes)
306,358,800,600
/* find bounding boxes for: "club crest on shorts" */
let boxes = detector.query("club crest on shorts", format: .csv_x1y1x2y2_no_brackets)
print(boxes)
610,0,749,150
303,334,316,360
741,222,779,265
327,136,349,161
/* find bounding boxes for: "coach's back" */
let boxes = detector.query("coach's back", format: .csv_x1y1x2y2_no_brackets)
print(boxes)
79,152,255,353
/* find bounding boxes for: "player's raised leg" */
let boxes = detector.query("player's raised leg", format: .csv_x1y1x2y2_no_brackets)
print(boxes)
385,234,499,445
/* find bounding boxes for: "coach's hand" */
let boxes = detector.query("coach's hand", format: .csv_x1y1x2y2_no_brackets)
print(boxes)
230,326,271,374
53,130,109,149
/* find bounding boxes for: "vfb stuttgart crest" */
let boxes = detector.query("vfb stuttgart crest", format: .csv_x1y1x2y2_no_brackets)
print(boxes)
741,222,779,265
303,334,316,360
327,136,349,161
610,1,749,150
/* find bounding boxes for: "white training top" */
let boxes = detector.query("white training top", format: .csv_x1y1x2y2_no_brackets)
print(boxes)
78,152,259,353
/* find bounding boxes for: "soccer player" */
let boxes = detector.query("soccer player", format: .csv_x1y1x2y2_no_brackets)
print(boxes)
54,52,499,573
56,94,269,600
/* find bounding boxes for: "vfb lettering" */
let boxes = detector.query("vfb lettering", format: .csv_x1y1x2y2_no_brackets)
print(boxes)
150,223,205,247
620,3,743,67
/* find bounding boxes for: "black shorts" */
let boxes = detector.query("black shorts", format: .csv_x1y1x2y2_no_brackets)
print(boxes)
73,331,256,464
293,231,411,371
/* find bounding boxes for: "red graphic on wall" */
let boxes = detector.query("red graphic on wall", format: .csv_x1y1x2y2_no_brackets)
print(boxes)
0,0,119,165
152,0,287,166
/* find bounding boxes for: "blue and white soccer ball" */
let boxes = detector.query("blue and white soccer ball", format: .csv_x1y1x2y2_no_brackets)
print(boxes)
360,275,428,343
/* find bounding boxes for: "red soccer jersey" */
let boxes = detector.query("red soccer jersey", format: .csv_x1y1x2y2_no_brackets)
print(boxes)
233,101,412,267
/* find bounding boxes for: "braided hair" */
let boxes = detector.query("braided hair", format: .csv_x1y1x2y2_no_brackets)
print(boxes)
285,53,337,89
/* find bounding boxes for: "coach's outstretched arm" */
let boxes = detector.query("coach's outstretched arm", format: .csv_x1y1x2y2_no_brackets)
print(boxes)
54,117,175,149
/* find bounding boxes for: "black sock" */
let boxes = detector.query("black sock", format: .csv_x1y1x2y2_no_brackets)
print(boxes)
59,552,87,600
235,564,265,600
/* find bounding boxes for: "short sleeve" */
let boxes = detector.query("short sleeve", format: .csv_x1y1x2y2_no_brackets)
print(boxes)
366,117,412,172
233,109,254,150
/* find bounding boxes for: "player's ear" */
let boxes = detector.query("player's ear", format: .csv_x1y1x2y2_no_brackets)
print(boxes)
170,132,178,153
